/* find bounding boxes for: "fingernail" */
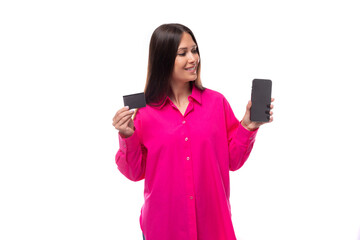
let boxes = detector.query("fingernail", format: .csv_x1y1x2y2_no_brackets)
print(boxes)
130,109,135,112
125,106,129,109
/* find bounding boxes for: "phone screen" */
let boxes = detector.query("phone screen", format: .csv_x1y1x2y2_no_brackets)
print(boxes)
250,79,272,122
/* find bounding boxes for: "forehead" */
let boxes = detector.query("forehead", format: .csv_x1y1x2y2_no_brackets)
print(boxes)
178,33,196,49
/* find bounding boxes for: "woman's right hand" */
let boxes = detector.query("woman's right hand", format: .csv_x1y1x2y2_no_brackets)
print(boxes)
112,106,135,138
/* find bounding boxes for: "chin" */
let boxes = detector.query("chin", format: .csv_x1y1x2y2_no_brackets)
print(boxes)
188,75,198,81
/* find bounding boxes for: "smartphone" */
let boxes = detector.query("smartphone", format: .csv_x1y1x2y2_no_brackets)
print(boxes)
123,92,147,109
250,79,272,122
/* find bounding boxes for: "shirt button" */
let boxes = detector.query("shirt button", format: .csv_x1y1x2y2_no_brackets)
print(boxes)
185,137,188,141
189,196,193,200
182,120,186,124
186,157,190,160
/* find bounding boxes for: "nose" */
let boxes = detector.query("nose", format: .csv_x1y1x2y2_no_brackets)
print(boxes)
188,52,197,63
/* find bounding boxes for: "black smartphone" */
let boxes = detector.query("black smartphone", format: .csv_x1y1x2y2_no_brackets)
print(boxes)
123,92,147,109
250,79,272,122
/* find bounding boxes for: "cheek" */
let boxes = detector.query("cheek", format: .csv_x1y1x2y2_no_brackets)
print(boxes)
174,60,185,71
172,61,182,77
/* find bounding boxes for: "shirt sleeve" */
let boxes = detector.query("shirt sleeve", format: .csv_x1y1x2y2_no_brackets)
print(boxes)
223,96,258,171
115,109,147,181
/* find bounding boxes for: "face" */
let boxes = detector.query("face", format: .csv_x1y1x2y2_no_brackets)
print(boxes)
171,32,200,84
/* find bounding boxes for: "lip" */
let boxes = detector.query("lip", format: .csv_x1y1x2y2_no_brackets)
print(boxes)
185,65,197,72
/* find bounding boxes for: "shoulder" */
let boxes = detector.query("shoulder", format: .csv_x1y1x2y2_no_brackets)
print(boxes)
203,87,225,98
133,103,159,121
202,87,228,104
202,87,236,116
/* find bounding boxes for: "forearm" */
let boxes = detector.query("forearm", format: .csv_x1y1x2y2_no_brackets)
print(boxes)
115,130,147,181
229,122,258,171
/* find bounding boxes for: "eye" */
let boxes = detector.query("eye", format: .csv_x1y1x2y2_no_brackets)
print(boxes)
191,49,198,54
178,52,186,56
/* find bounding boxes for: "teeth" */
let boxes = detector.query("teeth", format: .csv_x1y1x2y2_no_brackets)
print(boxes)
187,67,195,71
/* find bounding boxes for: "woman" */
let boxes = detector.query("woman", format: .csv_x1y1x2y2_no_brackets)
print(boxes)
112,23,274,240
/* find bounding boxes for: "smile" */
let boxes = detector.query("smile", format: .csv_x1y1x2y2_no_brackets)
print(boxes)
185,66,196,71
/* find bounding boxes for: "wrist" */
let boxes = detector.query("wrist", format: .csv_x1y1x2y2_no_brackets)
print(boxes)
241,121,258,131
119,132,128,138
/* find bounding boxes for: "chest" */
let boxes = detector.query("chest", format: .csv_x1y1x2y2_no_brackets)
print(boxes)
141,101,227,151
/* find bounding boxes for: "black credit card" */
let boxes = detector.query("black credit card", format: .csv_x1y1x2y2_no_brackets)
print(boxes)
123,92,147,109
250,79,272,122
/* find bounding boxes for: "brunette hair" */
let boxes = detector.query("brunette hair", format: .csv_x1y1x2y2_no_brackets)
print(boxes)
133,23,205,118
132,23,205,119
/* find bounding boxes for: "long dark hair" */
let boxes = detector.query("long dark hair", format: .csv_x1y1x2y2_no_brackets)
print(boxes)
144,23,205,107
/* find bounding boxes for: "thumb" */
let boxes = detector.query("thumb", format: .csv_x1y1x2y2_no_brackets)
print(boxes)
128,118,134,128
246,101,252,112
124,117,131,127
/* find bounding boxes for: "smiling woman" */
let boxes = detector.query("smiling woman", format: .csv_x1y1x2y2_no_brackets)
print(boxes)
172,33,200,83
112,23,274,240
142,23,204,110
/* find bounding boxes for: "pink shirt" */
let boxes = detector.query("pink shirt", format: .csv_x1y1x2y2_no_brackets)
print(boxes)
115,84,258,240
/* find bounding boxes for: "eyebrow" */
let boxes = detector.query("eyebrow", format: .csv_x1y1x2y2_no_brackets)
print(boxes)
178,45,197,51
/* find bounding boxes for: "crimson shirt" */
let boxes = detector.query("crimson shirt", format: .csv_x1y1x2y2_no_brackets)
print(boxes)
116,84,258,240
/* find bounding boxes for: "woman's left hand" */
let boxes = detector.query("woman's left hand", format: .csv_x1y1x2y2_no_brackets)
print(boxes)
241,98,275,131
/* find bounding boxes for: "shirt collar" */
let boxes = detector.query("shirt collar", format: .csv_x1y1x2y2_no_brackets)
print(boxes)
189,83,202,105
157,83,202,109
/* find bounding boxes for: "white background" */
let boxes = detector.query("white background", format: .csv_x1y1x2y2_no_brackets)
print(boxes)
1,0,359,239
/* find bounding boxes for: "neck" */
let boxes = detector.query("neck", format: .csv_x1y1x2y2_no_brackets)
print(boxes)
169,81,192,106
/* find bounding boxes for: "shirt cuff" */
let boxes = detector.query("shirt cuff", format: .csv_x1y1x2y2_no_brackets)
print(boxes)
118,130,141,152
237,121,258,143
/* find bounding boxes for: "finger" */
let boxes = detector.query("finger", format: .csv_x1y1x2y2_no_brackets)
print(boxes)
113,107,126,122
116,111,134,127
271,98,275,102
269,116,274,122
115,116,132,130
114,107,133,121
113,106,130,121
114,109,134,122
113,107,127,121
270,111,273,116
113,110,134,126
113,111,132,126
270,104,274,109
